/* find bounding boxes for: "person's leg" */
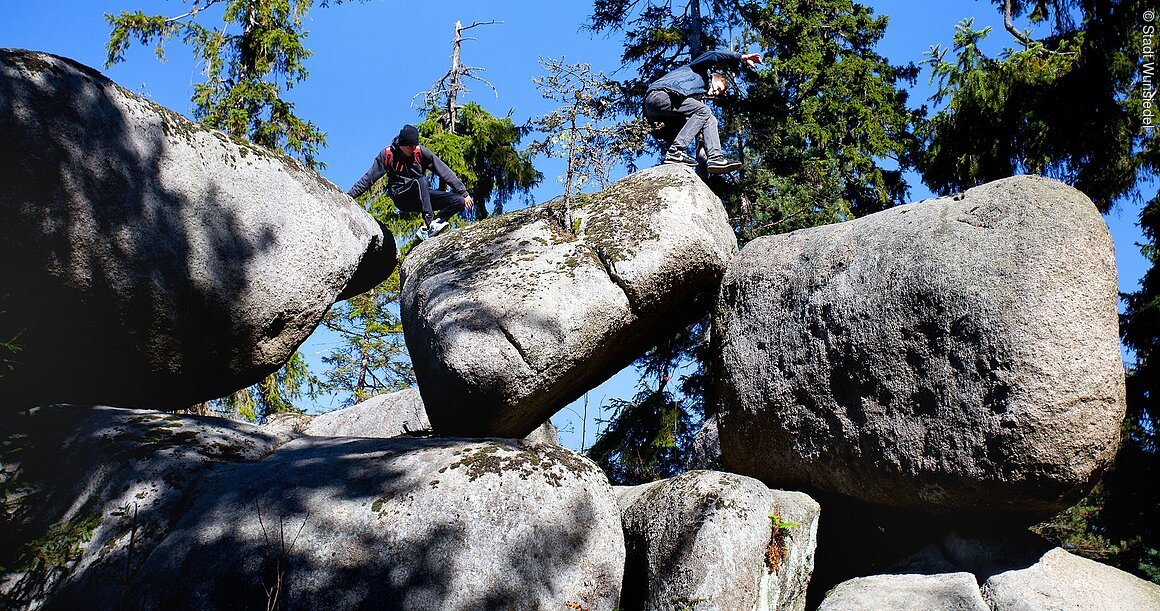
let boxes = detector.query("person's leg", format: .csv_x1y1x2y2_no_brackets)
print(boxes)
428,190,466,223
670,96,714,154
672,98,740,173
645,91,696,164
414,177,435,224
391,181,422,214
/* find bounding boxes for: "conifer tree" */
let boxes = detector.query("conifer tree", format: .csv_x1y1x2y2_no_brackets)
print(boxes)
105,0,345,170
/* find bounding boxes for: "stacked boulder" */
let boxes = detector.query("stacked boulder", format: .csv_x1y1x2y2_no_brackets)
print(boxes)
617,471,819,611
0,49,394,410
714,175,1124,516
400,164,738,438
711,175,1157,606
4,46,1157,610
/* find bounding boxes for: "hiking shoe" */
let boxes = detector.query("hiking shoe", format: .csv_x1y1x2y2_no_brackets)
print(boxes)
706,156,742,173
663,149,698,166
429,219,450,236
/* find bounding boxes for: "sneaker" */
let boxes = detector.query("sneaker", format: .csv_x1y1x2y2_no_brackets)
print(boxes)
414,226,431,242
663,149,698,166
429,219,449,236
706,156,742,173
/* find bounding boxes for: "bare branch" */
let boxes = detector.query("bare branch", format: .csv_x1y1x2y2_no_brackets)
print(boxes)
1004,0,1034,45
461,19,504,31
165,0,225,23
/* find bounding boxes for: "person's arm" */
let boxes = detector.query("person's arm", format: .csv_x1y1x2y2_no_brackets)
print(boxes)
422,147,469,196
689,49,743,72
347,151,387,199
422,147,474,212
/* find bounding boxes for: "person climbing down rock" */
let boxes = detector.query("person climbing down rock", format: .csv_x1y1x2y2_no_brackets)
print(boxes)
643,49,761,174
347,124,474,240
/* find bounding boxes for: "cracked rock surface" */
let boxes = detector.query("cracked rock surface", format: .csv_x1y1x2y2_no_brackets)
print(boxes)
714,175,1125,518
400,165,737,437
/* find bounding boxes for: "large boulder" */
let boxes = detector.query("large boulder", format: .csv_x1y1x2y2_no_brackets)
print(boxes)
301,388,430,437
293,388,560,444
616,470,819,611
981,548,1160,611
0,49,394,410
1,406,624,610
0,405,290,608
714,175,1124,517
817,573,990,611
402,165,737,437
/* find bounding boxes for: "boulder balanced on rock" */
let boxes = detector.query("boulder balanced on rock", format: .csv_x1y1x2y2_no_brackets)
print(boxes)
401,164,737,437
714,175,1125,518
0,50,394,410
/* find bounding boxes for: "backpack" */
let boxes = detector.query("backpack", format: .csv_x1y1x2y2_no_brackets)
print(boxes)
383,145,424,174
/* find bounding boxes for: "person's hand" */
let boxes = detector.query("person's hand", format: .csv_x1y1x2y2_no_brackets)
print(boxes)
742,52,762,68
464,194,474,212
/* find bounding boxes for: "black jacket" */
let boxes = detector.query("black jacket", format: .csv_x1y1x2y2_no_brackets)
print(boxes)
347,142,468,201
647,49,744,98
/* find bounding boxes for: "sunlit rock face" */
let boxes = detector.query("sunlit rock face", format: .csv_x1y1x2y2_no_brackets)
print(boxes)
401,164,737,438
715,175,1125,518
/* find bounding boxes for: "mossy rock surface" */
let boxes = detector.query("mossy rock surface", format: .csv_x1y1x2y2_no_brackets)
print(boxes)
400,164,737,438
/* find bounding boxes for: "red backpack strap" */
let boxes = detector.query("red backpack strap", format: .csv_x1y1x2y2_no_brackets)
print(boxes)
382,147,393,168
413,146,424,165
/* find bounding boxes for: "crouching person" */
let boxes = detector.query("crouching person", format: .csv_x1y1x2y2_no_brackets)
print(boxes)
643,49,761,173
347,124,474,239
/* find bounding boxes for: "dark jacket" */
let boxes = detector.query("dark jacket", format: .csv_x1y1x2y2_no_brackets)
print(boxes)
347,141,469,201
647,49,744,97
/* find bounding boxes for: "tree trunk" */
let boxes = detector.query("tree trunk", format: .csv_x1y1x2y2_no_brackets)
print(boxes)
448,20,463,134
688,0,703,57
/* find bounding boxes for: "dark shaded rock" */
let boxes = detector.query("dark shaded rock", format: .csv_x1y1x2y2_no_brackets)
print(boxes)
0,406,623,610
0,49,392,410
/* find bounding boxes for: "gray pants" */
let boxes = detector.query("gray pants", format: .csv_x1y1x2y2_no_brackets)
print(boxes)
643,89,722,159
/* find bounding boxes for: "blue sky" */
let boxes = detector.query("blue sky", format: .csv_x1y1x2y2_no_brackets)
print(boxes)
4,1,1151,450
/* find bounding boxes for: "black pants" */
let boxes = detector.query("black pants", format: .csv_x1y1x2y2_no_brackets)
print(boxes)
392,178,465,223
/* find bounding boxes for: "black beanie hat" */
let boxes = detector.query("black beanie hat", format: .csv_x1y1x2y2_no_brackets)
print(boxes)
397,124,420,146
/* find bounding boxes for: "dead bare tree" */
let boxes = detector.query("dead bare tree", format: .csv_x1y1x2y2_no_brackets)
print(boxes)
416,19,502,134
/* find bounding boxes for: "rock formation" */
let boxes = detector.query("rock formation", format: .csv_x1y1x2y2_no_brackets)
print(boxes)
401,164,737,437
714,175,1125,517
616,470,819,611
0,50,393,410
0,405,621,610
267,388,560,444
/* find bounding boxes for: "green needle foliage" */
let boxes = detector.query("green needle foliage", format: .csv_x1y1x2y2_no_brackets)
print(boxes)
917,5,1154,211
105,0,351,170
418,103,542,219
